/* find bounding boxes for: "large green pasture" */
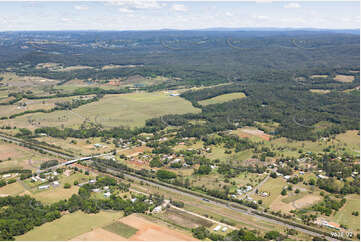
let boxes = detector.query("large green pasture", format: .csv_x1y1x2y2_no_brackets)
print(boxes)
16,210,123,241
199,92,246,106
8,92,200,129
332,194,360,232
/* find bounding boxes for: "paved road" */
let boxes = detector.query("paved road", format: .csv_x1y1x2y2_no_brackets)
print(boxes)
0,133,336,240
36,153,112,174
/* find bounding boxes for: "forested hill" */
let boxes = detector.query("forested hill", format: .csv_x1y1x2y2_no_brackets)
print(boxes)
0,30,359,86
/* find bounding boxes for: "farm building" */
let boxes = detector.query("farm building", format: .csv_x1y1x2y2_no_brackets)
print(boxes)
104,192,111,198
318,174,328,179
38,185,50,190
153,206,162,213
213,225,221,231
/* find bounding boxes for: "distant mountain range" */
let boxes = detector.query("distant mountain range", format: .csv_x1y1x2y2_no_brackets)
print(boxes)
159,27,360,35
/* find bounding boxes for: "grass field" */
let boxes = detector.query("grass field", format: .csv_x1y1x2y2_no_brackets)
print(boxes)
310,89,331,94
198,92,246,106
334,130,360,154
332,194,360,232
253,177,286,207
0,141,57,172
0,181,26,196
30,172,93,204
16,210,123,241
103,221,138,238
310,75,328,79
7,92,200,129
35,136,116,156
158,207,213,229
281,192,307,204
262,129,360,158
0,96,79,118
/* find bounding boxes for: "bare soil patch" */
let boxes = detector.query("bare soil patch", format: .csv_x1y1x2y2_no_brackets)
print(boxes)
160,207,213,229
310,89,330,94
292,194,322,209
238,127,271,141
311,75,328,79
120,146,151,157
71,228,126,241
270,194,321,213
334,75,355,83
119,213,197,241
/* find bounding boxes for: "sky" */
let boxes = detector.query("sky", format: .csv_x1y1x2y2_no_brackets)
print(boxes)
0,1,359,31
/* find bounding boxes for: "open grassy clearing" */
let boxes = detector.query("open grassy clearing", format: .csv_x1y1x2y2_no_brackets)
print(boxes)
0,72,59,87
35,136,116,156
203,144,254,163
156,207,213,229
310,75,328,79
16,210,123,241
35,63,94,72
254,121,280,133
334,130,360,154
262,130,360,158
30,172,93,204
0,96,86,117
332,194,360,232
198,92,246,106
252,177,286,207
0,109,84,131
232,127,271,141
0,181,26,196
102,221,138,238
8,92,200,129
0,141,58,172
281,192,308,204
118,213,198,241
310,89,331,94
334,75,355,83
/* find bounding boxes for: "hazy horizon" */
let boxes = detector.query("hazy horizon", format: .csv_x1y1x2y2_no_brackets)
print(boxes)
0,1,359,31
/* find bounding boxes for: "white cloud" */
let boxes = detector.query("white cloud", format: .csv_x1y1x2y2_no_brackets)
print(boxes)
284,3,301,9
225,12,233,17
171,4,187,12
74,5,88,11
118,8,134,13
61,18,72,23
108,0,165,10
253,15,269,20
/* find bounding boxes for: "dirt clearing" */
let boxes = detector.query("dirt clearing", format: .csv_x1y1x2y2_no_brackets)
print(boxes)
270,194,322,213
334,75,355,83
119,213,197,241
235,127,271,141
71,228,126,241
